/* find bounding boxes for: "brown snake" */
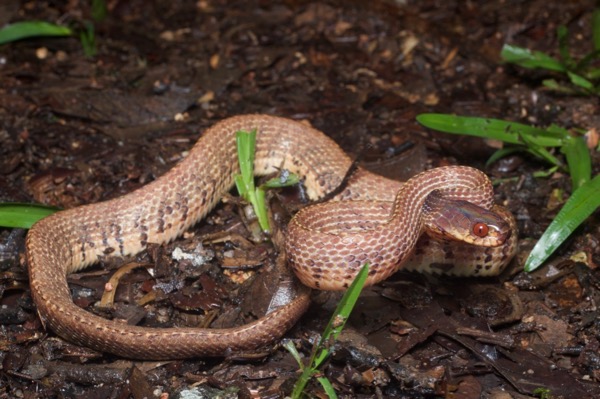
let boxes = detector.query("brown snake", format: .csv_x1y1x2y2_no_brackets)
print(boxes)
26,114,517,359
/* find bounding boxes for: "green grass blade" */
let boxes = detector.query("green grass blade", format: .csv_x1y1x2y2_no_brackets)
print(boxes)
0,21,72,45
79,21,97,58
500,44,566,72
485,147,524,167
234,129,272,233
567,71,594,89
557,26,574,68
234,175,245,199
91,0,108,22
291,264,369,398
575,49,600,72
561,135,591,189
524,175,600,272
416,114,565,147
313,263,369,368
593,8,600,51
585,66,600,80
531,166,559,179
546,124,571,136
0,203,59,228
283,340,305,370
261,173,300,189
542,79,578,94
235,129,257,199
520,137,564,168
533,387,552,399
317,377,338,399
253,187,270,233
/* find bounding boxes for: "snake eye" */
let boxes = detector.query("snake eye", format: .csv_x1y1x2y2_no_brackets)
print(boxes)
473,222,489,238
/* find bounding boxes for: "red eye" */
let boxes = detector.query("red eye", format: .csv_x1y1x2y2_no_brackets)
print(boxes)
473,222,489,237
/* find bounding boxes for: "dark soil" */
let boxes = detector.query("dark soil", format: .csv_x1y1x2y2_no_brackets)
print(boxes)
1,0,600,398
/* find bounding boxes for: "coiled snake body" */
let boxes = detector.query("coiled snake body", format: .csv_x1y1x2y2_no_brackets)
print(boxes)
26,115,517,359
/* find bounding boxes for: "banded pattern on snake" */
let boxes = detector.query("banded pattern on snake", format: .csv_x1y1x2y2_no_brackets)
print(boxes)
26,115,517,359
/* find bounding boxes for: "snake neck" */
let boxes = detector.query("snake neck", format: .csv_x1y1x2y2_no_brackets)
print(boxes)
389,166,495,222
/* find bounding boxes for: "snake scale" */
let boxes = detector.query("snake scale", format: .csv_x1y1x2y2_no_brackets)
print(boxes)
26,114,517,359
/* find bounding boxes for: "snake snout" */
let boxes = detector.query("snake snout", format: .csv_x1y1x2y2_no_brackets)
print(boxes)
426,198,511,247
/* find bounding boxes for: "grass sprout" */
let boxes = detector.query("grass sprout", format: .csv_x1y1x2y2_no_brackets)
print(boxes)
533,387,552,399
501,8,600,95
416,114,590,188
0,0,108,57
285,263,370,398
91,0,108,22
234,129,299,234
79,21,96,58
417,113,598,272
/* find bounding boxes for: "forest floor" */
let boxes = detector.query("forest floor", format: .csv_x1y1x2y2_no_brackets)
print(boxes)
1,1,600,398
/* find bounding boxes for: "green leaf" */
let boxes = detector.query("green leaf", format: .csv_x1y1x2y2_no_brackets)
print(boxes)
317,377,338,399
235,129,301,233
485,147,524,167
575,48,600,73
261,172,300,189
235,129,257,198
567,71,594,89
533,387,552,399
531,166,559,179
585,66,600,80
542,79,578,94
524,175,600,272
253,187,270,233
234,129,272,233
234,174,246,199
561,135,591,188
557,26,573,68
283,340,305,370
91,0,108,22
500,44,566,72
416,114,565,147
519,136,564,168
0,203,59,228
313,263,369,368
0,21,72,45
79,21,96,58
593,8,600,51
546,124,571,136
291,264,369,398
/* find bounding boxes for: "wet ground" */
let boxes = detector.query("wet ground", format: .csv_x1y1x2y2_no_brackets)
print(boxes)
1,0,600,398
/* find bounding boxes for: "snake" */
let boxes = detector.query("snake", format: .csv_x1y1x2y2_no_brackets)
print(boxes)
25,114,517,360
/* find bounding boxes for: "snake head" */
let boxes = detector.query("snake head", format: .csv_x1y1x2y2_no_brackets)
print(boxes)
425,198,511,247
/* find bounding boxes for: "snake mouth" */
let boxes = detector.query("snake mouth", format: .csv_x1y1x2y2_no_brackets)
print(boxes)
479,223,511,246
490,223,512,241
